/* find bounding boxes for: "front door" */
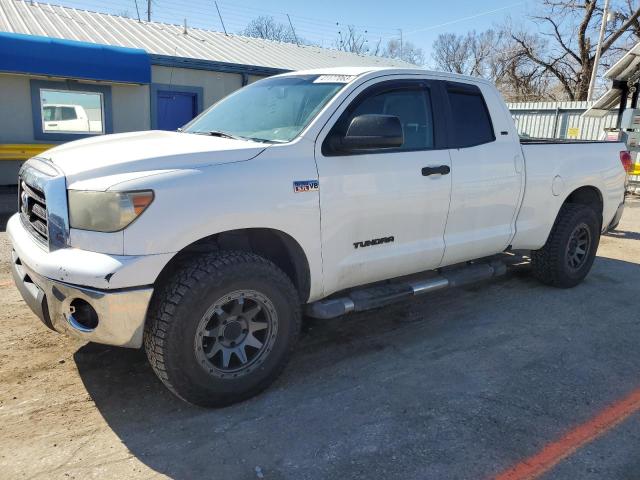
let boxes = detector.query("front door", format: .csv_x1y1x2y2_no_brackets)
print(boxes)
157,90,198,131
315,79,452,295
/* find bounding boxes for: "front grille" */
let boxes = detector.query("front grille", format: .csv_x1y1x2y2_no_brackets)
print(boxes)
19,178,48,243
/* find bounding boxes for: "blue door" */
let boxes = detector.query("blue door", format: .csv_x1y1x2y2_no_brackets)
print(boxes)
157,90,197,130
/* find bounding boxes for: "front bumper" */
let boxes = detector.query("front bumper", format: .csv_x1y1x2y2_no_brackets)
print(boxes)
11,249,153,348
6,213,168,348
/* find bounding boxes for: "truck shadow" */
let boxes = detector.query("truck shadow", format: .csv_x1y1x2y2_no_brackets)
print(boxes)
74,255,640,480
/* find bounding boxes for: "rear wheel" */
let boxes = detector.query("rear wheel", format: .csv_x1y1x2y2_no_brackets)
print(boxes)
144,251,301,407
531,204,601,288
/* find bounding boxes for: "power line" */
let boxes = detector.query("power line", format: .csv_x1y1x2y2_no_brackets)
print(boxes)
404,1,526,36
45,0,403,50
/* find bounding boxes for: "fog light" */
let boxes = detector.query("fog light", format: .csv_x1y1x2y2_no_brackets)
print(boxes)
68,298,99,331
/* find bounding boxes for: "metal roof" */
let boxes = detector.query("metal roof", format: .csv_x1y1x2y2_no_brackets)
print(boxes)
0,0,413,72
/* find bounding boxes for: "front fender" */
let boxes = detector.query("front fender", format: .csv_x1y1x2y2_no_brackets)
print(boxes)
116,152,325,300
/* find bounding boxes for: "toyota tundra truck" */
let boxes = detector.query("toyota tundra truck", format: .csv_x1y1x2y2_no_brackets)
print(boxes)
8,67,627,407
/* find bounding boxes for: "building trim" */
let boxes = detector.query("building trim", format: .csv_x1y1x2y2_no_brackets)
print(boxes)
30,79,114,142
149,54,288,77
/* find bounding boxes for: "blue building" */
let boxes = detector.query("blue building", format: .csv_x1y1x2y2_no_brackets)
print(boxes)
0,0,408,184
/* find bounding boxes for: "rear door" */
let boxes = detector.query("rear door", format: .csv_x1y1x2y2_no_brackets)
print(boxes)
441,81,524,265
315,78,452,295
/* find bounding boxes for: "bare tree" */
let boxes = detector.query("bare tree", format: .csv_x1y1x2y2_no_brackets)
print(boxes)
241,16,298,44
432,33,471,74
431,29,555,101
383,38,425,65
334,25,370,54
494,35,557,101
432,30,502,76
509,0,640,100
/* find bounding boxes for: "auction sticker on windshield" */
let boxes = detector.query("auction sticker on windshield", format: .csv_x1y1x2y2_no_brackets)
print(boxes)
313,75,355,83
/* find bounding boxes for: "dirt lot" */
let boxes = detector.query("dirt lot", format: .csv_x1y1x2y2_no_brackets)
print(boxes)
1,196,640,480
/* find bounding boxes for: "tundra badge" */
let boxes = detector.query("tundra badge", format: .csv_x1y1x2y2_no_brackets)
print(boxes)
353,236,395,249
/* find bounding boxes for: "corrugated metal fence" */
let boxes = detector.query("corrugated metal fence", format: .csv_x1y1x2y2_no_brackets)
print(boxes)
507,101,618,140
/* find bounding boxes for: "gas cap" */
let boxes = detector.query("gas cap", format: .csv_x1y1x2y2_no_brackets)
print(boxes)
552,175,565,196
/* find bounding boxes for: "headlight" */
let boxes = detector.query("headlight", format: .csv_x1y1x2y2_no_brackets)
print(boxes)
68,190,154,232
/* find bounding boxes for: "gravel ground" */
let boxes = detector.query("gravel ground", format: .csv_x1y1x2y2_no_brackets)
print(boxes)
0,196,639,480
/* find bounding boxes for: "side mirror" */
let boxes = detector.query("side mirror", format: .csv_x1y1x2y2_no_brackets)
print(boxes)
338,114,403,152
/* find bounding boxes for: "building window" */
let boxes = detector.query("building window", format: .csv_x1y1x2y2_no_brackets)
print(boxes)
30,80,113,141
40,89,104,134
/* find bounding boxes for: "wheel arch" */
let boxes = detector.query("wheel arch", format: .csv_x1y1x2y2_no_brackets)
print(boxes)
561,185,604,225
153,228,311,303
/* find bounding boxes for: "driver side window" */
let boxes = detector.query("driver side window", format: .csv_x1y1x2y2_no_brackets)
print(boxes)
324,86,434,155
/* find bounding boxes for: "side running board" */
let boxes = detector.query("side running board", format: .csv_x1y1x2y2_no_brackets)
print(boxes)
305,260,507,320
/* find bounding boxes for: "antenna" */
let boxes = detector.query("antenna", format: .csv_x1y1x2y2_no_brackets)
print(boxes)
215,2,228,35
133,0,141,22
286,14,300,46
183,18,188,34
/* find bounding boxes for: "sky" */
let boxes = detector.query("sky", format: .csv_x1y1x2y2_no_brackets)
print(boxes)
52,0,534,63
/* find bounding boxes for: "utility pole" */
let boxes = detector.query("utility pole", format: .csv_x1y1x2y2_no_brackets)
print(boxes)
146,0,151,22
286,14,300,46
215,1,228,35
587,0,611,101
134,0,141,22
399,28,403,60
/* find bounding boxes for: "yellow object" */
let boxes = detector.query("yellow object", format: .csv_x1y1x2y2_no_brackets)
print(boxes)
630,163,640,176
567,127,580,138
0,144,56,161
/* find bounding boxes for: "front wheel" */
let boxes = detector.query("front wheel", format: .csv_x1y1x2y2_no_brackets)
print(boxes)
144,251,301,407
531,204,601,288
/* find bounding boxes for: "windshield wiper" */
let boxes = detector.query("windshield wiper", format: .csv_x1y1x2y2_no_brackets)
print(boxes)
206,130,245,140
189,130,244,140
190,130,285,144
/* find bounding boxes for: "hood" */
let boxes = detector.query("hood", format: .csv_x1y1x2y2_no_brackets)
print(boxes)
40,130,268,185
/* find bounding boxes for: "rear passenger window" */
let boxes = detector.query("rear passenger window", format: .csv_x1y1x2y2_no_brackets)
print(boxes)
60,107,77,120
447,89,495,148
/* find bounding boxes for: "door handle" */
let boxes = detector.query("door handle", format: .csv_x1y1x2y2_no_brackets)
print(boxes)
421,165,450,176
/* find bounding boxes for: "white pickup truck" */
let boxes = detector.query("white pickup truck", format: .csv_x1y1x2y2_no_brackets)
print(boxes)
9,67,627,407
42,104,99,133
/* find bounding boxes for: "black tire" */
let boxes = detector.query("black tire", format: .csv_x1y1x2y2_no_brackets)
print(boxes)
144,251,301,407
531,203,601,288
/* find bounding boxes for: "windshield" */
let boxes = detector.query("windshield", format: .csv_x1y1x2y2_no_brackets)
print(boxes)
184,75,347,143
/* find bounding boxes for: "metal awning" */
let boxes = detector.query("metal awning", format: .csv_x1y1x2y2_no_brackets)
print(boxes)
584,88,622,117
584,42,640,118
0,32,150,84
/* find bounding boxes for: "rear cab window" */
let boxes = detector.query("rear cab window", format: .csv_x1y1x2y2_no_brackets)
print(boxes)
446,82,495,148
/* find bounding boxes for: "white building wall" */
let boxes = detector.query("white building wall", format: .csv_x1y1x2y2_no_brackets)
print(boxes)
151,66,243,109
